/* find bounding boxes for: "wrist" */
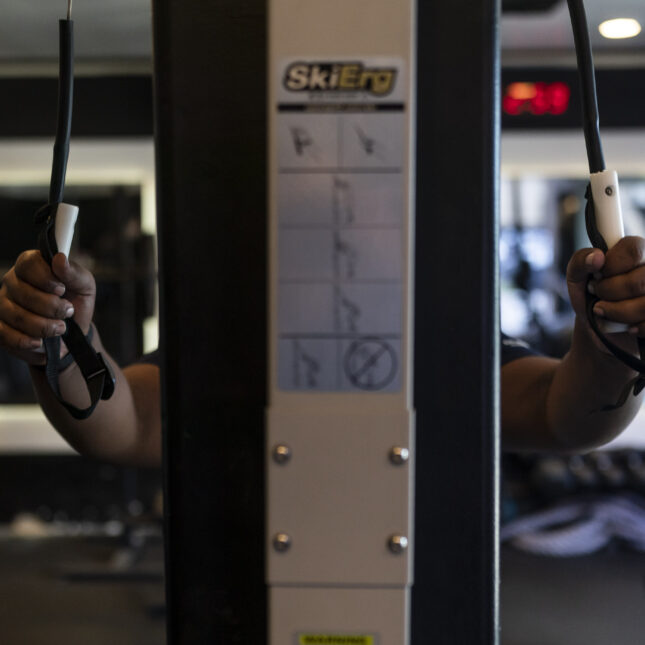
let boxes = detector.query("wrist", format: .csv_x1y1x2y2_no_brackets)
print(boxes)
568,318,641,403
573,314,639,363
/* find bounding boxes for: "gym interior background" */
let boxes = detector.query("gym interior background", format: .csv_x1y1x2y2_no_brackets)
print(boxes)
1,1,645,644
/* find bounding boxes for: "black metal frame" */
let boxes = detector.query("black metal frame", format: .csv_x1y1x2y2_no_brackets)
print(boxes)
412,0,500,643
153,0,268,642
153,0,499,642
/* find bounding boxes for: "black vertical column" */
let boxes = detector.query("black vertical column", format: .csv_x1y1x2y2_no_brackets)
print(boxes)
152,1,267,643
412,0,500,643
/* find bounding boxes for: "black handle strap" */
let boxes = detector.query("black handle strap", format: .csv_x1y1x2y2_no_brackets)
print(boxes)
35,203,59,265
42,320,116,420
32,17,115,420
584,184,608,253
583,185,645,410
585,290,645,411
36,204,115,420
565,3,643,409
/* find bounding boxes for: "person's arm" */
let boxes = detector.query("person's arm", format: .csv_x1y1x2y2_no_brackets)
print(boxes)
0,250,161,466
502,238,645,453
30,338,161,467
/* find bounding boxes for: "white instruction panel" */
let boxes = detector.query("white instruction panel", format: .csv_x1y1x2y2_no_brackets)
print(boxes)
276,59,406,393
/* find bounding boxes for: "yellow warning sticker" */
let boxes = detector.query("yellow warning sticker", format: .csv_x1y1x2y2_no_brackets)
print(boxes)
298,636,375,645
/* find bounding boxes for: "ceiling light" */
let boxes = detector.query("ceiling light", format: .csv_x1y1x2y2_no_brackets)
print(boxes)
599,18,642,40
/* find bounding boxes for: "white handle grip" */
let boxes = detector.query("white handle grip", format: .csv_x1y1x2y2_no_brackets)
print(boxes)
33,203,79,354
589,170,624,250
54,203,79,258
589,170,627,333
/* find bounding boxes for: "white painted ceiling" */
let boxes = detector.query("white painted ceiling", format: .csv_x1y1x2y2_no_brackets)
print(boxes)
0,0,152,67
0,0,644,70
502,0,645,63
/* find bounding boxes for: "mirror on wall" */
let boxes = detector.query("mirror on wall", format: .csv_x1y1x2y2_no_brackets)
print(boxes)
500,131,645,644
0,2,164,643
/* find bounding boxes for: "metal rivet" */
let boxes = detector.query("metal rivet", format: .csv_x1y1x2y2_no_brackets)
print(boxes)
273,444,291,464
605,186,614,196
388,534,408,554
389,446,409,465
273,532,292,552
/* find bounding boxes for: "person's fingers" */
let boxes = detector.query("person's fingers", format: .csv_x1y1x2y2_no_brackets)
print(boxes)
566,248,605,316
13,250,65,295
0,320,44,353
51,254,95,297
567,247,605,283
2,271,74,320
592,296,645,326
0,250,93,366
50,254,95,333
585,238,645,339
601,236,645,279
592,264,645,302
0,318,46,366
0,296,68,340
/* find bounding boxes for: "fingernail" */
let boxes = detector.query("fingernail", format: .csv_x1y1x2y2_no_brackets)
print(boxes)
593,305,605,317
55,322,67,335
585,252,597,268
65,307,74,319
53,284,65,296
29,338,42,349
587,282,596,295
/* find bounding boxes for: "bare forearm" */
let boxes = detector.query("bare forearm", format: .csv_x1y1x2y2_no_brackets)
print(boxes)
502,322,642,453
546,321,643,451
30,329,161,466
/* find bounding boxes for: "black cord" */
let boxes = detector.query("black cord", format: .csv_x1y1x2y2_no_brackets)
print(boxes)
36,11,115,419
566,0,605,174
49,19,74,205
567,0,645,407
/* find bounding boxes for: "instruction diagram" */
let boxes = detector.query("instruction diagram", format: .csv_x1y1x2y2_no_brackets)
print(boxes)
276,58,406,392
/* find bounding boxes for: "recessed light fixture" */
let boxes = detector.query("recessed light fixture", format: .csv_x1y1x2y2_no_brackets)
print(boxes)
599,18,642,39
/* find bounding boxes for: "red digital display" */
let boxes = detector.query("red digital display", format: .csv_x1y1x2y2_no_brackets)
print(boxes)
503,81,571,116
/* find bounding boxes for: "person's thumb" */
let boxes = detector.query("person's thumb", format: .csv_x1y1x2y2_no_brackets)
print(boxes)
51,253,95,297
566,248,605,318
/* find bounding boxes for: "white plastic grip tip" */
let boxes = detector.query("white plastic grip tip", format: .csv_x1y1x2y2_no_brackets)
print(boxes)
590,170,629,334
54,203,79,258
31,204,79,355
589,170,624,250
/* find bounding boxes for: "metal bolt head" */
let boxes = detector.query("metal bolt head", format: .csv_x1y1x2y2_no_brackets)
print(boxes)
389,446,409,465
273,532,292,552
605,186,614,196
388,534,408,554
273,444,292,464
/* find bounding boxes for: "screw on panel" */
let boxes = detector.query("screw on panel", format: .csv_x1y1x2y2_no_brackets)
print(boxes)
272,444,292,464
273,533,292,552
605,186,614,196
388,534,408,554
389,446,409,465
